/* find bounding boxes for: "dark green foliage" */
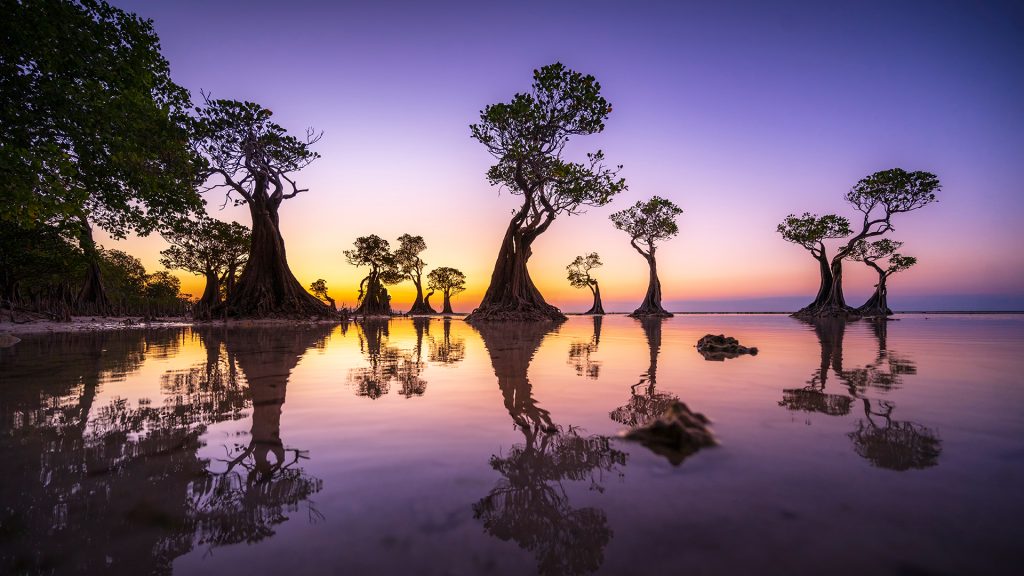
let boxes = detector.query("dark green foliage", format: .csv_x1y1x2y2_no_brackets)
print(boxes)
427,267,467,314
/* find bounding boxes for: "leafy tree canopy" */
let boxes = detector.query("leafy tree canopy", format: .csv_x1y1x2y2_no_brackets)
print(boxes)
848,239,916,275
609,196,683,255
0,0,203,235
394,234,427,279
777,213,852,254
427,267,467,295
344,235,404,284
160,218,250,277
567,253,602,289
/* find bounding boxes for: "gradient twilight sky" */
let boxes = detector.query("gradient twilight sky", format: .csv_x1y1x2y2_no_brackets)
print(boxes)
104,0,1024,312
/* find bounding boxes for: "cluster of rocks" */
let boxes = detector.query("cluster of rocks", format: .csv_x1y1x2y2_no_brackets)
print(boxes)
623,400,716,465
696,333,758,361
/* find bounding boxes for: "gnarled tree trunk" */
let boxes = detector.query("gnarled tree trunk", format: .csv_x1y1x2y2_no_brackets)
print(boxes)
408,276,434,314
75,220,111,316
194,270,220,319
795,257,858,319
794,254,833,317
422,290,437,314
355,271,391,316
857,263,893,317
631,254,671,317
585,283,605,315
224,197,328,317
467,223,565,322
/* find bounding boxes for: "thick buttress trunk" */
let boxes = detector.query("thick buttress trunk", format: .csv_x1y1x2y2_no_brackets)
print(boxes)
75,220,110,316
195,270,221,319
408,276,435,314
857,265,892,317
467,220,565,322
225,198,328,317
355,271,392,315
442,291,455,315
422,290,437,314
795,257,858,319
794,254,833,317
631,254,671,317
585,283,605,315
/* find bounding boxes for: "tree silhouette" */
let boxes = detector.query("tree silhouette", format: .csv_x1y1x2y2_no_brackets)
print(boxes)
567,253,605,315
395,234,435,314
467,62,626,322
427,266,466,315
777,213,852,316
610,197,683,317
345,235,403,316
1,0,203,315
567,315,602,379
309,279,336,311
191,97,328,317
160,217,250,317
847,239,916,317
472,321,625,576
785,169,939,319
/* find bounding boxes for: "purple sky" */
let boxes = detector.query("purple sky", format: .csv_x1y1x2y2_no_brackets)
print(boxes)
109,0,1024,311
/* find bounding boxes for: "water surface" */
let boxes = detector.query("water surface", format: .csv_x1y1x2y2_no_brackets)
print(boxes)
1,315,1021,575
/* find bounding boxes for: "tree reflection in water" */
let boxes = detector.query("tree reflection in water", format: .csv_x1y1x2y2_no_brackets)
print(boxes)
778,318,941,470
609,317,679,429
567,315,602,379
428,316,466,365
348,318,428,399
0,326,327,574
472,322,626,576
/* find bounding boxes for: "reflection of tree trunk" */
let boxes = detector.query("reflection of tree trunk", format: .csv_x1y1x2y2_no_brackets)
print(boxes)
223,194,328,317
468,219,565,322
413,317,430,361
631,254,671,317
638,317,663,393
809,318,847,386
592,315,603,347
76,219,110,315
585,283,605,315
472,321,562,432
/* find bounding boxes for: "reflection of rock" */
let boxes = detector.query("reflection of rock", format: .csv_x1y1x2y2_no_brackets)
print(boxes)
696,334,757,361
848,399,941,471
0,332,20,347
623,400,716,466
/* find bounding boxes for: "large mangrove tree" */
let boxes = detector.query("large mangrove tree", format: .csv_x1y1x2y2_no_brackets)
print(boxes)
467,62,626,322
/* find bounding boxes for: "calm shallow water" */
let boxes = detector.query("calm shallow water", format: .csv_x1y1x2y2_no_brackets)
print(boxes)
1,314,1022,575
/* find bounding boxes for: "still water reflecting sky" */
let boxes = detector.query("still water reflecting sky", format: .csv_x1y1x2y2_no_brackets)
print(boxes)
1,315,1022,575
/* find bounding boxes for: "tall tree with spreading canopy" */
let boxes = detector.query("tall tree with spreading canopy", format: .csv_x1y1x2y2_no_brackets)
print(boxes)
309,279,336,311
777,213,853,315
191,98,327,317
160,218,250,317
467,62,626,321
610,196,683,317
1,0,204,314
427,267,466,315
848,239,916,317
345,235,402,316
566,252,605,314
785,169,939,319
394,234,433,314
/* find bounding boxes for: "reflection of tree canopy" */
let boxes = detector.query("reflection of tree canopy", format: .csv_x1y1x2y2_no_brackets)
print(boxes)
778,319,941,471
610,317,679,428
0,326,327,574
567,315,602,379
473,321,625,576
428,317,466,365
848,399,941,471
348,319,427,398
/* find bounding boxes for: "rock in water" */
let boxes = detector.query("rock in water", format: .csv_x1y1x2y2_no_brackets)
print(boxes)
696,333,758,361
624,400,716,465
0,333,21,348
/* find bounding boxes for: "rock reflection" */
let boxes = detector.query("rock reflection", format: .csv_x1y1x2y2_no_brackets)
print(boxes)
567,315,602,379
348,319,427,399
473,322,626,576
609,318,679,430
779,319,941,470
0,327,327,574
